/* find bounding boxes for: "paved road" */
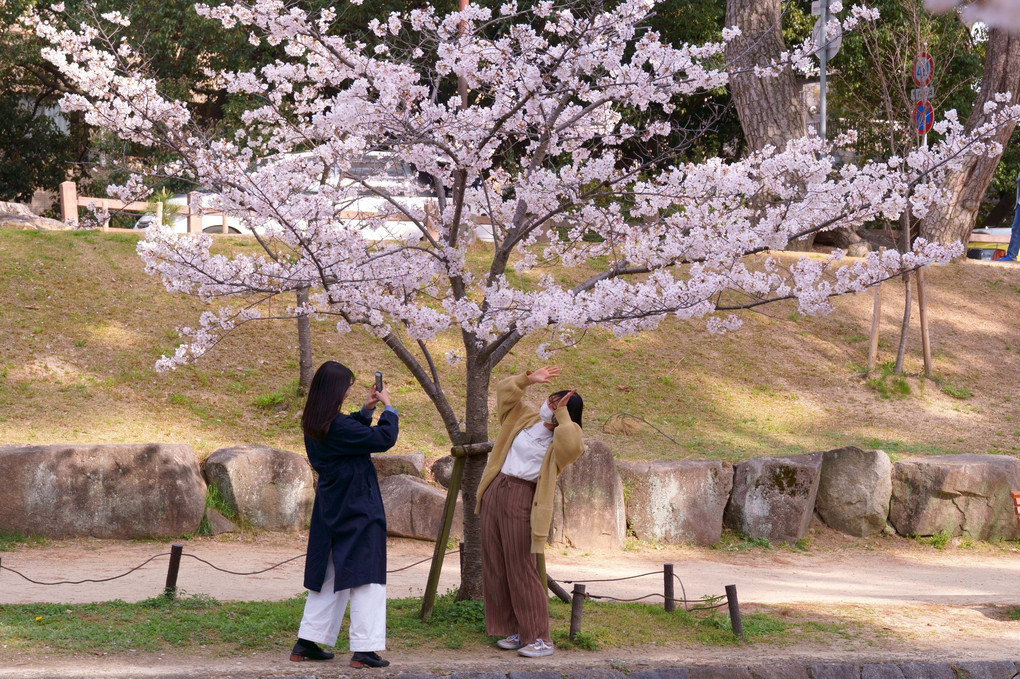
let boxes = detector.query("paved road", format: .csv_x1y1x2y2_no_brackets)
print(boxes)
3,536,1019,607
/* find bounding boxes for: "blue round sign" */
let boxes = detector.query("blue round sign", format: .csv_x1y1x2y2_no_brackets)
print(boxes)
913,100,934,135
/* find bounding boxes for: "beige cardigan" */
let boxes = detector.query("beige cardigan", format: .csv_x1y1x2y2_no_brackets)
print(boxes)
475,372,584,553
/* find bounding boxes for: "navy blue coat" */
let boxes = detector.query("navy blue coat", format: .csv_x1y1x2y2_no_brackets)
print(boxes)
303,406,399,592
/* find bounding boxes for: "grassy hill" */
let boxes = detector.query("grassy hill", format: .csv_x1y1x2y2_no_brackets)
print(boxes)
1,228,1019,465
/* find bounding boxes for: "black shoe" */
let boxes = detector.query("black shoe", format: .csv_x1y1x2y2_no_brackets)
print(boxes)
290,639,334,662
350,651,390,668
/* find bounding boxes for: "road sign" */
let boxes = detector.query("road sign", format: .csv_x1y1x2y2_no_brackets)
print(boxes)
812,17,843,61
912,52,934,86
911,86,934,102
913,100,934,135
811,0,824,14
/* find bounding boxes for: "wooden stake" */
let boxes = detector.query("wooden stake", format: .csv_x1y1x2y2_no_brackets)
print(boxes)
419,454,465,620
868,280,883,371
895,273,912,374
916,268,932,377
725,584,744,642
164,544,183,599
664,563,675,612
569,584,586,640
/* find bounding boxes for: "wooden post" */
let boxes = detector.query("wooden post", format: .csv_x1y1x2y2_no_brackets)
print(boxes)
59,181,77,225
420,453,465,620
569,584,586,641
664,563,675,612
164,544,183,599
916,268,932,377
187,192,202,234
547,574,571,603
894,273,912,374
154,200,163,227
868,278,884,371
725,584,744,642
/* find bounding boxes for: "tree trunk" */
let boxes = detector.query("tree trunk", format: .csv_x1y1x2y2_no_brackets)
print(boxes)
456,351,492,601
725,0,806,151
919,29,1020,249
726,0,830,251
296,287,314,395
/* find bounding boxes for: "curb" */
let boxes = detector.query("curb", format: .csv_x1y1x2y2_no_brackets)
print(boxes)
10,660,1018,679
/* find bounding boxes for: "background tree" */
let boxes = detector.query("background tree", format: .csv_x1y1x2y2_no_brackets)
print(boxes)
35,0,1006,599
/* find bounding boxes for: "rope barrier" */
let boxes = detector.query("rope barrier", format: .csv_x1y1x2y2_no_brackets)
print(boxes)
0,548,457,585
0,553,172,585
3,550,732,624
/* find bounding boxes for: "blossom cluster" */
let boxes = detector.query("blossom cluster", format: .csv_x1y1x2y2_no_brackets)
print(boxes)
31,0,1018,373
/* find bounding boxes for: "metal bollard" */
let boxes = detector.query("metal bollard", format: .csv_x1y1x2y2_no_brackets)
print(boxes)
569,583,586,640
725,584,744,641
664,563,675,612
164,544,183,599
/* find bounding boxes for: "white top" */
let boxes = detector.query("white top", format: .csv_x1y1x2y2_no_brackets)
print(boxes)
500,421,553,482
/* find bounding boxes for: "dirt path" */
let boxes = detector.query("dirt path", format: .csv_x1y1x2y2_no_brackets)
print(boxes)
3,530,1020,676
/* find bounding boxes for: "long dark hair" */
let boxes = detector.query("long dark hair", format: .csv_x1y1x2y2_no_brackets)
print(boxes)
302,361,355,439
549,390,584,428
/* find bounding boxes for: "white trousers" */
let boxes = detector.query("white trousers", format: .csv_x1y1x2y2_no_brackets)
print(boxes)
297,553,386,652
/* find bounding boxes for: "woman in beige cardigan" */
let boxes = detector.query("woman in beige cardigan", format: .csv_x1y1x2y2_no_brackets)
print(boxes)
475,365,584,658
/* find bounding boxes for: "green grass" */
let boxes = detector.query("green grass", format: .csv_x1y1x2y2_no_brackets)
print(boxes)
912,530,953,550
0,531,51,552
0,591,800,656
0,229,1015,463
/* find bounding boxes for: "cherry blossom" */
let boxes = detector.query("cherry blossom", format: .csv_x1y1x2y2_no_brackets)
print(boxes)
32,0,1018,449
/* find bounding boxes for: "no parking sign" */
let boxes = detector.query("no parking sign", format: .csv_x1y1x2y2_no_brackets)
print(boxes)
913,100,934,135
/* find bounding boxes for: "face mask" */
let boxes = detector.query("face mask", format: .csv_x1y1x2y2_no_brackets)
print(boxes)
539,401,555,424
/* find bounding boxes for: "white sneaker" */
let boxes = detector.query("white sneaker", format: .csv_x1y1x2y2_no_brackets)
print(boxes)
496,633,522,650
517,638,554,658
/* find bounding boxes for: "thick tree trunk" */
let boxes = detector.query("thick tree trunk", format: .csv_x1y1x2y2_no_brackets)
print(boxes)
919,29,1020,249
296,287,314,395
726,0,830,251
456,351,492,601
725,0,806,151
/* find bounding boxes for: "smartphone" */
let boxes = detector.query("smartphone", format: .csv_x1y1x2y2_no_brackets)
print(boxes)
375,371,383,392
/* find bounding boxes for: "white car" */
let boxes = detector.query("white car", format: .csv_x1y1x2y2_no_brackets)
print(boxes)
135,153,442,240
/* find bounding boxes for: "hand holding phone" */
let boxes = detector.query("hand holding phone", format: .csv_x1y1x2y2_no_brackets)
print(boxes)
375,371,383,393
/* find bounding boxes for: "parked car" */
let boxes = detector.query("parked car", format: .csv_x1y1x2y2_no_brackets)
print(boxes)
135,153,444,240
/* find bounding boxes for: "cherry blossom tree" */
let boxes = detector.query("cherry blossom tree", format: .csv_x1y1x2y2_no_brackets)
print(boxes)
33,0,1020,598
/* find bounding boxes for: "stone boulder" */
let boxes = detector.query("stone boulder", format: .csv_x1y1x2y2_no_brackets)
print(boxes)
724,453,823,544
202,445,314,531
379,474,463,540
549,440,627,549
617,459,733,546
431,455,456,489
0,444,206,538
0,201,70,231
372,451,425,479
814,447,892,537
889,454,1020,540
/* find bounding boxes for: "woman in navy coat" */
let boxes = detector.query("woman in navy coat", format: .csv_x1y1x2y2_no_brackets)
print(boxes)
290,361,398,669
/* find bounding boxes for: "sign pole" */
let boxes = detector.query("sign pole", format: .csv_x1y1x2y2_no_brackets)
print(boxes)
819,0,827,141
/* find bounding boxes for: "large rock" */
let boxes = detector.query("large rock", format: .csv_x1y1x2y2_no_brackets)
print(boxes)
0,444,205,538
617,459,733,545
202,445,314,531
889,454,1020,540
372,451,425,479
724,453,823,544
379,474,463,540
0,202,70,231
814,447,892,537
549,440,627,549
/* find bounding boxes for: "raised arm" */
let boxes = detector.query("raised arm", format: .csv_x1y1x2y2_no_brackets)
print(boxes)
495,365,561,425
